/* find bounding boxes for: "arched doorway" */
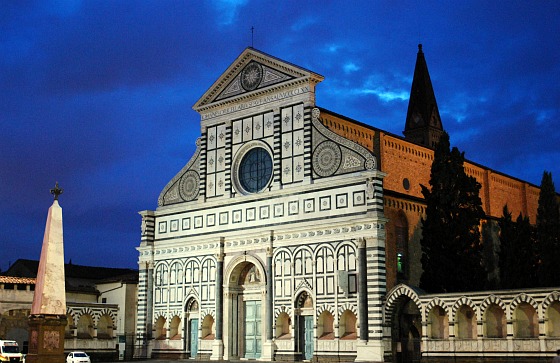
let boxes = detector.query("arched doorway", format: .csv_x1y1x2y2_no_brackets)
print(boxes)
392,297,421,363
184,298,199,357
295,291,314,360
226,260,265,359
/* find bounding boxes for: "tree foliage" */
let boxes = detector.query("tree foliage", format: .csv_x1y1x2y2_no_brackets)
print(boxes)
498,205,536,289
419,132,486,293
481,220,499,290
535,171,560,287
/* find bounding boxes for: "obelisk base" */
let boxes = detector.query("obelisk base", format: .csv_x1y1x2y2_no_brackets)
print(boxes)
26,314,67,363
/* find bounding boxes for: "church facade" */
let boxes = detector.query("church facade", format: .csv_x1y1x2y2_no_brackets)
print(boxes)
134,47,560,362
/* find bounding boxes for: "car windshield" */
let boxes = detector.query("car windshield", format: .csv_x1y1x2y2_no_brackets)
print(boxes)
74,353,88,357
2,346,19,353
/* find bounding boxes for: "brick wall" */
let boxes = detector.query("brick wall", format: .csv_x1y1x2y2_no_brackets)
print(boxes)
320,111,542,291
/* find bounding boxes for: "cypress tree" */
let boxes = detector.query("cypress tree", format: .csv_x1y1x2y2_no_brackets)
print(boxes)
481,220,500,290
419,132,486,293
498,206,536,289
536,171,560,287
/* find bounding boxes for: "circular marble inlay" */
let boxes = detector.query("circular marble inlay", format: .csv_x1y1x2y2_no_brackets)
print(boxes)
179,170,199,201
240,62,263,91
313,140,342,177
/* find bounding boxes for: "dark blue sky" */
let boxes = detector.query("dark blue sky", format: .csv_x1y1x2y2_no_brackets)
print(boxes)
1,1,559,271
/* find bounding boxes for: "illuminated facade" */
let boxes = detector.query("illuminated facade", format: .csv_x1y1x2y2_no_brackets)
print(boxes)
134,47,559,362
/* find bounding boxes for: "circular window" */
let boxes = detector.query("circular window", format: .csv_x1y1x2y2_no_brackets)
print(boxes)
238,147,273,193
403,178,410,191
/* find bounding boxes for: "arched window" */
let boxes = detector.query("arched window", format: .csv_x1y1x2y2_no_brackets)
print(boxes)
170,262,183,285
484,304,506,338
294,249,313,275
514,303,538,338
185,260,200,285
395,211,409,280
428,306,448,339
155,264,168,286
201,259,216,283
275,312,292,339
455,305,476,339
546,301,560,337
337,244,358,294
317,311,334,339
339,310,357,340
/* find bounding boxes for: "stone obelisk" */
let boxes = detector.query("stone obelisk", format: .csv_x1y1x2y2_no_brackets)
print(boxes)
27,183,68,363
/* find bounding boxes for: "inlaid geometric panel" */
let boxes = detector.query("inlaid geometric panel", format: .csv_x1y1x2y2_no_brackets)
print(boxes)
260,205,270,219
219,212,228,225
182,218,191,230
274,203,284,218
170,219,179,232
159,221,167,233
232,120,242,144
253,114,263,139
326,276,335,294
280,104,305,186
304,198,315,213
319,196,331,211
243,117,253,142
353,190,366,206
336,193,348,209
288,201,299,216
233,209,242,223
194,216,203,229
246,207,256,221
281,158,293,184
207,214,215,227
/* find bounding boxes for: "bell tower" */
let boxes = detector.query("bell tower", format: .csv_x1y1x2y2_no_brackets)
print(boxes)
403,44,444,148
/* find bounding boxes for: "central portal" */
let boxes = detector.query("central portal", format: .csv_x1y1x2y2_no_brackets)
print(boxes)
225,258,266,360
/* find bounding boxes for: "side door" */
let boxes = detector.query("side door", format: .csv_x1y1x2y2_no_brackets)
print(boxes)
299,315,314,360
189,318,199,357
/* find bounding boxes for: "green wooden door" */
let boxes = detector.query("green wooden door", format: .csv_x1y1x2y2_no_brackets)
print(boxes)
244,301,262,358
189,318,198,357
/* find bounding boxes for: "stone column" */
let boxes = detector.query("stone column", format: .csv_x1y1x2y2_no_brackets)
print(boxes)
211,239,225,360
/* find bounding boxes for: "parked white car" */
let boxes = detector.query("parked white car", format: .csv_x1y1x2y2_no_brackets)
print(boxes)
66,351,91,363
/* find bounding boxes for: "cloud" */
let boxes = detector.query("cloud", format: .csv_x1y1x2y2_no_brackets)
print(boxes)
343,62,360,74
211,0,249,26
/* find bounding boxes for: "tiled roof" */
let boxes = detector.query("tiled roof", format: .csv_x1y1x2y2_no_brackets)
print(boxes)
0,275,35,284
5,259,138,282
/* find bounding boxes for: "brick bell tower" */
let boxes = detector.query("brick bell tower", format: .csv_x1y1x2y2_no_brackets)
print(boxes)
403,44,444,148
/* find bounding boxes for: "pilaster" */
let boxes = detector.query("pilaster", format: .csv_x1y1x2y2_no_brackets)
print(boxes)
211,238,225,360
262,235,275,360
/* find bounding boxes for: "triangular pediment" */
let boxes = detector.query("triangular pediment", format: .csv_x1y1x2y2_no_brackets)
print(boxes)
193,47,323,111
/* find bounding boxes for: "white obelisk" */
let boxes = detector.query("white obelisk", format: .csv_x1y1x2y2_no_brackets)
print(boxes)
27,182,67,363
